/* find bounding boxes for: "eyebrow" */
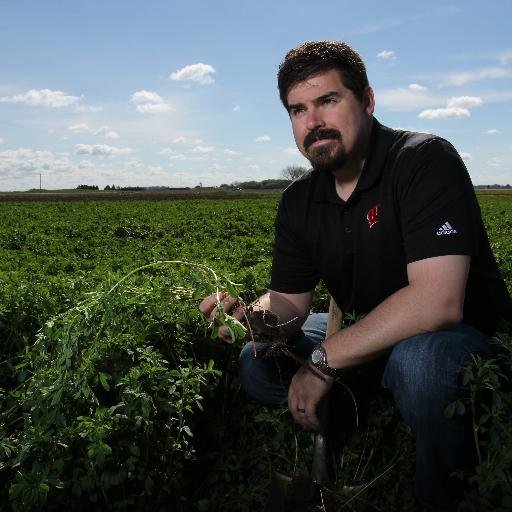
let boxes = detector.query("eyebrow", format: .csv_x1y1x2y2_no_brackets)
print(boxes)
288,91,342,112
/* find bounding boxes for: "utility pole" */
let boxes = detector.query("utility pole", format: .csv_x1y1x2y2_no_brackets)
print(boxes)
39,173,42,190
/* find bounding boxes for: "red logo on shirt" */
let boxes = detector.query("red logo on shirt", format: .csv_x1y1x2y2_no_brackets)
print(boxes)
367,203,381,228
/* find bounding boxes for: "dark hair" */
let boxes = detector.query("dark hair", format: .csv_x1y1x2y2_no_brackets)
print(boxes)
277,41,369,109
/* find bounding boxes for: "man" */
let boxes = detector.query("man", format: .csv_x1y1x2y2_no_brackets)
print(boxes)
200,41,511,511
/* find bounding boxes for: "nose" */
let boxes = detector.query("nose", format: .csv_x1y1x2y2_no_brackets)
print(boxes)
305,107,325,131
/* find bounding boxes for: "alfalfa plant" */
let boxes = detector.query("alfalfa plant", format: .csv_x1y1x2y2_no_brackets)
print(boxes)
445,322,512,512
1,260,247,512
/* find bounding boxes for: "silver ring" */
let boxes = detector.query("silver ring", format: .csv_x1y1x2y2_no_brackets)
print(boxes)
297,407,306,414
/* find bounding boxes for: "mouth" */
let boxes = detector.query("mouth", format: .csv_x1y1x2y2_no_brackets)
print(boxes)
310,138,334,147
304,128,341,151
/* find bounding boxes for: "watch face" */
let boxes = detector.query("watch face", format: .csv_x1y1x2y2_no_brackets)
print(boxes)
311,347,323,365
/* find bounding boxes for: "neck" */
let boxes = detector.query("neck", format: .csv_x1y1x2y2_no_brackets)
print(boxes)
332,117,373,201
332,167,362,201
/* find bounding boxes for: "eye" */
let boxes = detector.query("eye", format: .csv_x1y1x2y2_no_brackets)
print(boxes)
290,106,305,118
322,96,338,106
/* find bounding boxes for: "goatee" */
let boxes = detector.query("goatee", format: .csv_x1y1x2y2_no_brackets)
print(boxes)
309,145,348,173
303,128,346,173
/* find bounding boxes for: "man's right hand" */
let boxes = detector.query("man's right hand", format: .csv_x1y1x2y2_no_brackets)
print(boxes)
199,292,246,343
199,289,313,343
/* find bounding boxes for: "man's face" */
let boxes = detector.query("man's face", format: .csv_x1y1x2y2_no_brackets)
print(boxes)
286,69,374,173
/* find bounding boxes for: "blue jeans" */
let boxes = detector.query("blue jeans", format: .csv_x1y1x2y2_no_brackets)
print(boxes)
238,313,493,511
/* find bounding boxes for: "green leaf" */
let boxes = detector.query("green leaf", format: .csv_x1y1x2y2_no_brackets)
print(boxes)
98,372,110,391
445,402,456,418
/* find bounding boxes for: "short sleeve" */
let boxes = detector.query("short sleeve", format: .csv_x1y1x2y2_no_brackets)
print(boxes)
398,138,480,263
269,196,320,293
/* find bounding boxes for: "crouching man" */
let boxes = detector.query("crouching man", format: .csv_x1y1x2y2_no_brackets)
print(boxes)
200,41,512,511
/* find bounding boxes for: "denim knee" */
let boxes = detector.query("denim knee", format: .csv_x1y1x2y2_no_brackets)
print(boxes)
237,341,293,405
382,323,491,430
237,312,329,405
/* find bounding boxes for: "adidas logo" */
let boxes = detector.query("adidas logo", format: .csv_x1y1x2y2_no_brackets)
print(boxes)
436,221,458,236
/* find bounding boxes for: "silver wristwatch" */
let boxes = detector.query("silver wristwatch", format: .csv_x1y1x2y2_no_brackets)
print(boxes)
309,344,339,378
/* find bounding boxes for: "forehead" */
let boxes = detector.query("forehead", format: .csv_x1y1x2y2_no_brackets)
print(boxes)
286,69,347,104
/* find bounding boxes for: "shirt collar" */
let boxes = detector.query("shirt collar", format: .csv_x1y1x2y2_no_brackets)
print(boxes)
312,118,396,204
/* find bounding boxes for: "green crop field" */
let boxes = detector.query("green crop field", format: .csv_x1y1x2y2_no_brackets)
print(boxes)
0,195,511,511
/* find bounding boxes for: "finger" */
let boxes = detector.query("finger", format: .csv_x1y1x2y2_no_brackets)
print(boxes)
208,295,239,322
288,389,320,430
231,302,248,322
198,292,222,318
288,389,309,428
291,407,317,430
218,325,235,343
305,406,320,430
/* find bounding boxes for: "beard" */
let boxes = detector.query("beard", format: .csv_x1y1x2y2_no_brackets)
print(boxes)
307,141,348,172
303,128,347,173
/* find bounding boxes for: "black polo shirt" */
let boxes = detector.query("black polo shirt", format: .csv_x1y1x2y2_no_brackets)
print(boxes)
270,119,511,335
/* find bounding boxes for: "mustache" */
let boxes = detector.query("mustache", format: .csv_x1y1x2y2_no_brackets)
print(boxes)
303,128,341,150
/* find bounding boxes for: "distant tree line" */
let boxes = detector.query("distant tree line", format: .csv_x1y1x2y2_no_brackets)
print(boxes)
221,179,289,190
65,172,512,194
105,185,146,191
73,166,311,193
474,184,511,189
219,166,310,190
76,184,99,190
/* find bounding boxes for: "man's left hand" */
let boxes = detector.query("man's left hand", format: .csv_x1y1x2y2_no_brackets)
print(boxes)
288,364,334,430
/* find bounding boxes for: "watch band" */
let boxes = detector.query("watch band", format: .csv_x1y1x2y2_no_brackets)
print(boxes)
308,344,340,378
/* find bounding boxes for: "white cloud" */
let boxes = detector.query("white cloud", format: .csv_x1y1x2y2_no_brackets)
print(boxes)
0,148,76,179
172,136,189,144
0,137,5,144
408,83,427,91
248,164,260,170
418,95,482,120
75,144,133,158
487,129,501,135
488,157,503,167
131,90,164,104
482,91,512,103
446,96,483,109
255,135,271,142
499,50,512,65
192,145,214,153
418,107,470,119
168,154,205,161
170,63,215,85
77,160,94,169
377,88,440,111
459,152,472,161
130,90,170,113
75,105,103,113
0,88,82,108
377,50,395,60
446,67,511,86
223,149,240,156
68,124,120,139
136,103,171,113
68,123,90,133
283,147,300,155
233,105,240,112
159,147,175,155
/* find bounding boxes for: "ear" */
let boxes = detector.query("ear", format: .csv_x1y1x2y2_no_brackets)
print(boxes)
363,86,375,116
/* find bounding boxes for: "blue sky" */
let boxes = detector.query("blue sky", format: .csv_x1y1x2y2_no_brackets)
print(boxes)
0,0,511,190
